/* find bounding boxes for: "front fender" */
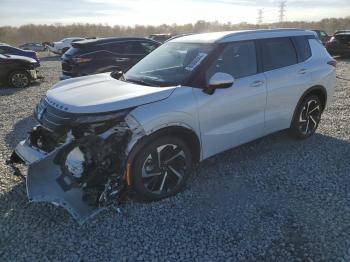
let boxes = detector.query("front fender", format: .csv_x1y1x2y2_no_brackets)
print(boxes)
128,86,201,147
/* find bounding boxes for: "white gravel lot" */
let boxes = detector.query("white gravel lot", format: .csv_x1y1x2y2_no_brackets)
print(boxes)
0,55,350,261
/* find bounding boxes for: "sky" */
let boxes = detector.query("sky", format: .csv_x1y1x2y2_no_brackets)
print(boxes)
0,0,349,26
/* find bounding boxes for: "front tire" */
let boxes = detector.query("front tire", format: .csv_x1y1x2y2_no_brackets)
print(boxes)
289,94,323,139
8,70,30,88
131,136,193,201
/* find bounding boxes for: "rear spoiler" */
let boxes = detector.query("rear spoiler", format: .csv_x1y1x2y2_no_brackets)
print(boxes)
71,42,88,49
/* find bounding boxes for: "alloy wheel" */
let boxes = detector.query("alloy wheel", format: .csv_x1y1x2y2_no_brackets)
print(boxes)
11,73,29,88
141,144,186,195
298,99,321,135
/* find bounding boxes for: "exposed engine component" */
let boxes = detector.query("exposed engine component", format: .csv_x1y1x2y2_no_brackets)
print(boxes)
54,122,132,207
65,147,85,178
28,125,66,152
7,117,137,224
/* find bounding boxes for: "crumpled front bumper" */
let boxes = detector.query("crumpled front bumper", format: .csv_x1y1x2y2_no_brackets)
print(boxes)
12,140,103,224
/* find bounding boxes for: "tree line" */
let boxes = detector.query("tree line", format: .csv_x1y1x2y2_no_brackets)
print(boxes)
0,17,349,46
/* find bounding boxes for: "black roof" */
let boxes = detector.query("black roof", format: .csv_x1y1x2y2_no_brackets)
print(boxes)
72,37,160,47
334,30,350,35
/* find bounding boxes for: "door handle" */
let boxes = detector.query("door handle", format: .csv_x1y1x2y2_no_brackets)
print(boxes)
250,80,264,87
115,58,129,62
298,68,307,74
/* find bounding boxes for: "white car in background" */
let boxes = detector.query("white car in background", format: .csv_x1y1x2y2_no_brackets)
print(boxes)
47,37,85,55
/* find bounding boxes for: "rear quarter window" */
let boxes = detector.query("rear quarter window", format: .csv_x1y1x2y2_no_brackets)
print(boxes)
65,47,83,56
292,36,312,62
260,37,298,71
105,42,129,54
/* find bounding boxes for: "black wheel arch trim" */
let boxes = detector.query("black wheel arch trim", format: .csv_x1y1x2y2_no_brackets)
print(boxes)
126,126,201,177
291,85,327,127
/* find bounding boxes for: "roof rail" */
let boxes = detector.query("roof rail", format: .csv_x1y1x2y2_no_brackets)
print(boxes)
220,28,309,41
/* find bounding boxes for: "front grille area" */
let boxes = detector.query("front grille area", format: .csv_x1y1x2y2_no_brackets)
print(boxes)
35,98,76,133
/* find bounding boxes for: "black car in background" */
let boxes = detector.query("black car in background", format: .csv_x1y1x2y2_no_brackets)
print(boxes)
148,33,172,43
60,37,161,80
0,54,39,88
326,30,350,57
0,44,40,63
311,29,331,45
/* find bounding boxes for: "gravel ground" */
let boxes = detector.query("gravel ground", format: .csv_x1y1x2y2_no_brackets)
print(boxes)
0,55,350,261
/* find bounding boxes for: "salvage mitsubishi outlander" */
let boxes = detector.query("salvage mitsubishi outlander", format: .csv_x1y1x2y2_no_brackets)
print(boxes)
9,29,336,223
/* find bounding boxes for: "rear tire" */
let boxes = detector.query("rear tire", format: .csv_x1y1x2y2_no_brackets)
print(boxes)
8,70,30,88
289,94,323,139
131,136,193,201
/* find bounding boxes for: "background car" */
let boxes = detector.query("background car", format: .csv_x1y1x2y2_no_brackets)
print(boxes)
47,37,86,55
326,30,350,57
312,29,331,45
19,42,47,52
0,44,40,63
60,37,161,79
0,54,39,88
148,33,172,43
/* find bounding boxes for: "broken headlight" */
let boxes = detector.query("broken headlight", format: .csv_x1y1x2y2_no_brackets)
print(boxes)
71,108,134,137
72,109,133,125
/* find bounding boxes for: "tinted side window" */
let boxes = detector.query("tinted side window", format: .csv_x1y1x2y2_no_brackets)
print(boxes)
0,46,9,52
320,31,327,37
207,41,257,81
105,42,128,53
292,36,312,62
106,42,146,54
125,42,147,54
260,37,297,71
140,41,159,53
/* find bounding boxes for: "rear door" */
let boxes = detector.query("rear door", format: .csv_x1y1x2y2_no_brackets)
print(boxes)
123,41,148,69
193,41,267,159
109,41,160,72
259,37,312,134
106,41,134,72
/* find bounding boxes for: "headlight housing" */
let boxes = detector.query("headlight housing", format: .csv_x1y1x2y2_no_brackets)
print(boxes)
72,108,133,125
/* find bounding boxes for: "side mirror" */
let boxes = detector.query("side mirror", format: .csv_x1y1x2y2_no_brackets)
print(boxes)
204,72,234,94
110,70,124,80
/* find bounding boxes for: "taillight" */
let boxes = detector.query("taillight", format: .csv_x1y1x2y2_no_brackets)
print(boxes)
72,57,92,64
327,60,337,68
329,36,338,43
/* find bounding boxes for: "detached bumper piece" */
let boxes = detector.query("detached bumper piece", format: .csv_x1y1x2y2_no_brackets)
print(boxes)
27,147,104,224
7,122,132,224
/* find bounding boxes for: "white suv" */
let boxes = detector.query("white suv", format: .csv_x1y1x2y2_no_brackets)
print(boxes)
10,29,336,223
47,37,85,55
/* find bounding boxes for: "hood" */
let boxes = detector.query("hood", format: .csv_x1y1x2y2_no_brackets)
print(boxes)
46,73,177,114
6,54,37,63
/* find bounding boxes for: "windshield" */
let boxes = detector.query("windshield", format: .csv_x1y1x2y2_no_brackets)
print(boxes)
124,42,215,87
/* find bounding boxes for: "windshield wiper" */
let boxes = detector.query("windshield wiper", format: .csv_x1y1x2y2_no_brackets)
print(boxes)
125,77,158,87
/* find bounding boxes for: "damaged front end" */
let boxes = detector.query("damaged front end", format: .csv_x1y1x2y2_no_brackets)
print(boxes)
8,98,142,224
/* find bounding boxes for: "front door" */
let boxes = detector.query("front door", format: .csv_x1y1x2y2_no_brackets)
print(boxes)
193,40,267,159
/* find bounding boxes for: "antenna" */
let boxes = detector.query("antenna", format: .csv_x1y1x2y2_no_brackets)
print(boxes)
278,1,287,23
